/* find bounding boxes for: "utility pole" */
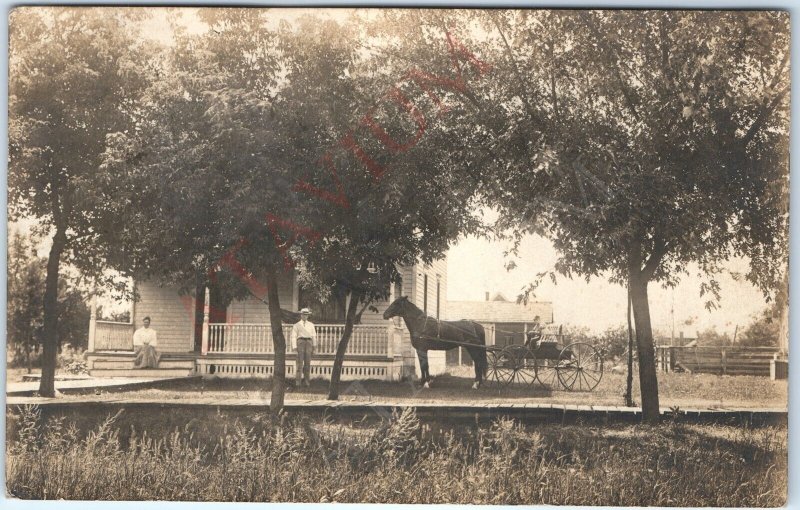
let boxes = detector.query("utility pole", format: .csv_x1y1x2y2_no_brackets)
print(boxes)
670,289,675,347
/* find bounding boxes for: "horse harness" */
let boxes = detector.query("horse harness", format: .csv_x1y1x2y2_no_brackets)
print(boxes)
412,312,557,348
414,314,480,344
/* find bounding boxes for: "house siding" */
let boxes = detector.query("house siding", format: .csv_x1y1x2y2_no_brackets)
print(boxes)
410,258,448,375
132,281,194,353
410,259,447,320
227,271,294,324
357,298,391,327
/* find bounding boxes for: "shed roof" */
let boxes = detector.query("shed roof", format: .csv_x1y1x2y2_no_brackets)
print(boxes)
447,299,554,324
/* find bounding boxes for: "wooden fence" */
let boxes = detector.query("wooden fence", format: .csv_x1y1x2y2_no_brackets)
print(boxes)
656,346,779,376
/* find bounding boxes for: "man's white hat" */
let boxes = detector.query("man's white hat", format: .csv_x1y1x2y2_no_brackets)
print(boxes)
299,308,312,314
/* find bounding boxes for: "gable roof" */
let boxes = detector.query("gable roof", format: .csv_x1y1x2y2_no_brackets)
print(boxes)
447,299,554,324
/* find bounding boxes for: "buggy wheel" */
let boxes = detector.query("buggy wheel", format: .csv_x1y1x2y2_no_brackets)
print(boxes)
496,348,521,386
535,358,559,388
503,345,537,386
556,342,603,391
487,350,514,386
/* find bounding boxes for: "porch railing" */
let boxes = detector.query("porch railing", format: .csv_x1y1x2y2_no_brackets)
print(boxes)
93,321,135,351
207,323,390,356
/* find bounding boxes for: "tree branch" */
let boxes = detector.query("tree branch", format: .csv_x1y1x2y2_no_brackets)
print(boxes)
740,50,789,146
641,237,668,280
578,11,642,122
490,14,540,125
742,86,789,147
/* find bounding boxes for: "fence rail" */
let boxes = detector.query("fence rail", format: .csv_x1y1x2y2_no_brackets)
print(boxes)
657,346,779,376
93,321,134,351
208,323,390,356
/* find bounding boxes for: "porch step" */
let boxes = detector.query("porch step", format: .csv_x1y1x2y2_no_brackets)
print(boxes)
90,359,195,370
89,368,195,378
86,352,197,378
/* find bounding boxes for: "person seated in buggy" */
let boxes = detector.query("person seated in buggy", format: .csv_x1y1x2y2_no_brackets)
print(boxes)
525,316,543,348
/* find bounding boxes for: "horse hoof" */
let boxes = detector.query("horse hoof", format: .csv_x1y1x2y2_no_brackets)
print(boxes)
471,382,479,390
423,382,430,389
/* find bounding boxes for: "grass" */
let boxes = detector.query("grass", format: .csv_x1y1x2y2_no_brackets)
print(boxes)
6,405,787,505
54,369,788,410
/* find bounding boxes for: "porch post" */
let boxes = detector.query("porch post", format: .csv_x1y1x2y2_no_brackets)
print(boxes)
87,294,97,353
201,287,210,355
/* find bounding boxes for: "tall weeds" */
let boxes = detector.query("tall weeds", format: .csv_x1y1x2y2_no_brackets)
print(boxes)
6,406,786,505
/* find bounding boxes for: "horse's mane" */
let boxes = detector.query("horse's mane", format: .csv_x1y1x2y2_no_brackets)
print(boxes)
398,296,426,318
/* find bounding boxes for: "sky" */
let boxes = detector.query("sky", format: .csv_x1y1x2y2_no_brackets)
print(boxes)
446,232,771,336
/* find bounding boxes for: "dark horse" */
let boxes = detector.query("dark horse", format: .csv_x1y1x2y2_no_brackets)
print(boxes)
383,296,487,388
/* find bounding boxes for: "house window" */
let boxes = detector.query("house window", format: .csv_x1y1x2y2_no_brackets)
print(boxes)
423,274,428,314
298,284,346,323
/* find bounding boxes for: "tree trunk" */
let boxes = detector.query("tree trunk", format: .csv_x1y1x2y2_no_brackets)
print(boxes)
628,271,660,423
25,344,32,374
625,285,635,407
327,289,365,400
264,264,287,412
38,228,67,397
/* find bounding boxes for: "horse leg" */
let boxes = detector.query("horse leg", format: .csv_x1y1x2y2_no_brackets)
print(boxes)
466,346,487,389
416,348,430,388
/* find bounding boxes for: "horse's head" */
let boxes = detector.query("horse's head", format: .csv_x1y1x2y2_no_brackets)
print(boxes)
383,296,410,320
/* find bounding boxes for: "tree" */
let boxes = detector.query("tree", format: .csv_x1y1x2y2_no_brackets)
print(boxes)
101,9,318,411
431,10,789,422
57,286,91,350
280,12,490,399
7,230,45,373
597,325,631,362
9,8,154,396
739,307,781,348
696,327,732,347
7,229,91,372
103,10,493,405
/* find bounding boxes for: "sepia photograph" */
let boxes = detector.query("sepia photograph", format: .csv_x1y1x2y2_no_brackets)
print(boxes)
5,6,790,506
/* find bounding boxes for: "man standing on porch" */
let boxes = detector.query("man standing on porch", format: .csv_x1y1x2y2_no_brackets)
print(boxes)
291,308,316,387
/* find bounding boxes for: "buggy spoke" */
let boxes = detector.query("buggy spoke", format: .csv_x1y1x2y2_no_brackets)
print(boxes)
580,371,593,390
583,369,600,384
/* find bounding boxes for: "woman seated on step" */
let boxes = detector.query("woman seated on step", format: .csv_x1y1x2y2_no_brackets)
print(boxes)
132,316,161,368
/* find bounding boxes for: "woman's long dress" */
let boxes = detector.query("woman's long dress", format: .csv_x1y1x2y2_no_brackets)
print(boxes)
134,344,160,368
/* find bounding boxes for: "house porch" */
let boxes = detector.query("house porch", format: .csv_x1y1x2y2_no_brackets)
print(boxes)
87,303,422,381
86,263,450,381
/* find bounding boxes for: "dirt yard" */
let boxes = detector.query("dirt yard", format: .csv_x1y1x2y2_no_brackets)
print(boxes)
41,368,788,410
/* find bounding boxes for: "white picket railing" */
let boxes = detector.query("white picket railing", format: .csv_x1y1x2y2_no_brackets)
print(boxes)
207,323,390,356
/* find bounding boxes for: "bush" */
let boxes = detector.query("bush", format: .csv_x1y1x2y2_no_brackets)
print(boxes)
59,345,89,375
